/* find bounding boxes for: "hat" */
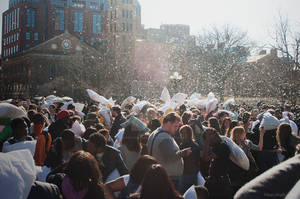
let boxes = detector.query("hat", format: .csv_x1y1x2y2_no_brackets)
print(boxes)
90,105,99,112
57,110,70,120
86,112,97,120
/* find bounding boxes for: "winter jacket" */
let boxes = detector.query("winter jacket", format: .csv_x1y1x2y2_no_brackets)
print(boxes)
27,181,63,199
97,145,128,182
147,127,183,180
110,114,126,138
234,155,300,199
48,120,70,141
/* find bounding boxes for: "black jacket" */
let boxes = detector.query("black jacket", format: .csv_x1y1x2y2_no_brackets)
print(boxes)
234,155,300,199
110,114,126,138
100,145,128,182
27,181,63,199
48,120,70,141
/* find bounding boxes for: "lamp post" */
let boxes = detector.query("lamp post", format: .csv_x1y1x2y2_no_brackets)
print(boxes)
170,71,182,93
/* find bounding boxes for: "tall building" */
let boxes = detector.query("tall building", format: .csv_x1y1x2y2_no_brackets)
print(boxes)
142,24,193,45
106,0,141,61
0,0,142,99
2,0,110,58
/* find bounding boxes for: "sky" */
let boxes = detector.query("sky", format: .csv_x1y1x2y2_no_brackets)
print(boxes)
1,0,300,53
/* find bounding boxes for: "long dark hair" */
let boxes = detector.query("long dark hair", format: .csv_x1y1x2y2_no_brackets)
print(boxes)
65,151,102,191
179,125,194,143
130,155,158,184
140,164,182,199
220,117,231,136
276,123,292,149
208,117,221,133
121,125,141,153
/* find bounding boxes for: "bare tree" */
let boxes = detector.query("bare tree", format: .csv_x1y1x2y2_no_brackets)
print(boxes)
270,13,300,104
195,24,254,100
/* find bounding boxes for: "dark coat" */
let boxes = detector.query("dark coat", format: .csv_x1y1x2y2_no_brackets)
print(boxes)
110,114,126,138
27,181,63,199
100,145,128,182
234,155,300,199
48,120,70,141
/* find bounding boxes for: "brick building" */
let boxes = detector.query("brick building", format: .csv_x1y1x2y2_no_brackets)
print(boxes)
1,0,142,99
0,33,114,99
2,0,109,58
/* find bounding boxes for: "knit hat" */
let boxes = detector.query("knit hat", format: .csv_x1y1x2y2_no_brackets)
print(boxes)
86,112,97,120
57,110,70,120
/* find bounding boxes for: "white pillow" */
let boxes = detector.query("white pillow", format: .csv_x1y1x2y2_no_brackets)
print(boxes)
184,185,197,199
221,136,250,171
260,112,280,131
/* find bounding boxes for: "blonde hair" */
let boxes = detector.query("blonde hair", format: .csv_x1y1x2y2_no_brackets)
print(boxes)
230,126,245,144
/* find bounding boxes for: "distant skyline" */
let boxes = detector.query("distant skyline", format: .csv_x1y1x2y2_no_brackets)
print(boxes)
1,0,300,54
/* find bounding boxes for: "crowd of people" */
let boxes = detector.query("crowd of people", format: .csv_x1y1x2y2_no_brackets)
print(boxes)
0,93,300,199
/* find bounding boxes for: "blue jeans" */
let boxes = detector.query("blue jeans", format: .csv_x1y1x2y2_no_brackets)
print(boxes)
179,173,197,194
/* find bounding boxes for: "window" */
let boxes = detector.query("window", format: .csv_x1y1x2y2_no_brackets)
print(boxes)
110,24,113,32
126,23,129,31
55,8,64,31
74,11,83,32
7,14,9,33
16,45,19,52
34,33,38,40
26,8,36,28
91,37,95,45
122,9,125,18
17,8,19,28
129,23,132,32
8,13,11,32
122,23,125,31
12,9,15,30
110,11,113,19
26,32,30,40
92,14,101,34
50,65,56,79
4,16,6,34
16,33,19,41
130,10,133,19
126,10,128,18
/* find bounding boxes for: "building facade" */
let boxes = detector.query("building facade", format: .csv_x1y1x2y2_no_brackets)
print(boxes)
1,0,142,99
2,0,110,58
